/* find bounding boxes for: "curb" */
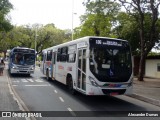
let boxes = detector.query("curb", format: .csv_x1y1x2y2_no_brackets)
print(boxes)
127,94,160,107
7,70,36,120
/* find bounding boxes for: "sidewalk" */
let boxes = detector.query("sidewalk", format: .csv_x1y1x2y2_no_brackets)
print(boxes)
128,77,160,107
0,67,27,120
0,68,21,111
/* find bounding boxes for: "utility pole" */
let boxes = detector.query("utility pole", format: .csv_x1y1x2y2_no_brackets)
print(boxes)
71,0,74,41
35,27,38,62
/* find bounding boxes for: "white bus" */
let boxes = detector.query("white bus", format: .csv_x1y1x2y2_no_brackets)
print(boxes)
40,36,133,95
8,47,36,75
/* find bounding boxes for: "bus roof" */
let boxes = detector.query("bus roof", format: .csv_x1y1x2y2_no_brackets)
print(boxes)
42,36,128,52
11,47,35,52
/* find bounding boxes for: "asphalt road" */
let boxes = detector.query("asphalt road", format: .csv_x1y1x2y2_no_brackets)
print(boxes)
7,67,160,120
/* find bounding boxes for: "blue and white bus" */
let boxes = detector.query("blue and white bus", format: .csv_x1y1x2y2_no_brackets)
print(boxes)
41,36,133,95
8,47,36,75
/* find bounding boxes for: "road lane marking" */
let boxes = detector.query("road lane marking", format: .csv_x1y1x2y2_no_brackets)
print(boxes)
54,90,57,93
12,85,18,86
59,97,64,102
35,79,43,82
27,79,34,82
13,81,20,83
67,108,72,111
21,79,28,82
7,74,35,120
67,108,76,117
25,85,50,87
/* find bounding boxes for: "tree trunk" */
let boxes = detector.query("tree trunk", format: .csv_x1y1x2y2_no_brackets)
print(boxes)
138,54,145,81
3,51,7,59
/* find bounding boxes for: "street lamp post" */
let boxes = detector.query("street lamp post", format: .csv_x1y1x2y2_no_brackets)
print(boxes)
35,28,37,53
71,0,74,41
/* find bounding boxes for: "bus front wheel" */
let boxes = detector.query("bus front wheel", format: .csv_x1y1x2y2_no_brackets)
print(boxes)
46,70,50,81
67,77,76,95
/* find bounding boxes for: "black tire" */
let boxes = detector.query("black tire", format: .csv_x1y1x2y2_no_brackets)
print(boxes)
9,69,13,76
10,73,13,76
46,70,50,81
68,77,76,95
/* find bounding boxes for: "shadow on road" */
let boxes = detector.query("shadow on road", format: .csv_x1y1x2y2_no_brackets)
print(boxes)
40,76,149,113
7,71,33,78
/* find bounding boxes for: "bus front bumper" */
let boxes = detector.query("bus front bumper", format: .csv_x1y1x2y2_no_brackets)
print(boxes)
86,83,133,96
10,68,34,74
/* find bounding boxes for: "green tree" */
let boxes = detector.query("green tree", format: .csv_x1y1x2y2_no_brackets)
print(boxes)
0,0,13,32
118,0,160,81
5,25,34,49
113,12,140,55
4,23,71,55
74,0,120,38
35,23,71,54
0,0,13,54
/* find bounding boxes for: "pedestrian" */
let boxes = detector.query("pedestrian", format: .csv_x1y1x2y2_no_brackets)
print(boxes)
0,59,5,76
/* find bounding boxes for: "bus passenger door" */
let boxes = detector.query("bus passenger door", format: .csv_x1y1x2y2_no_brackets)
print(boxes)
52,52,56,79
77,48,87,92
43,54,46,74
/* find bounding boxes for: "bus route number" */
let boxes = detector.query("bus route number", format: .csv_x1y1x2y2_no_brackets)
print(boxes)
96,40,102,45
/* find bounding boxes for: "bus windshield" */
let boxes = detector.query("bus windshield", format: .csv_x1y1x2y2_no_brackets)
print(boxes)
12,53,35,65
89,45,132,82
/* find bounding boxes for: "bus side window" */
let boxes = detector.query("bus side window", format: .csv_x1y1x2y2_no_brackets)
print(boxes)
68,53,76,63
47,50,52,61
61,47,68,62
67,45,76,63
57,48,61,62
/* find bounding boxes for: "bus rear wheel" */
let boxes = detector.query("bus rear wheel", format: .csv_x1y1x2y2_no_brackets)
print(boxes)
68,77,76,95
46,70,50,81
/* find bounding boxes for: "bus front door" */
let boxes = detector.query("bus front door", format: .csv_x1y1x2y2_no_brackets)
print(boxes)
52,52,56,80
77,48,86,92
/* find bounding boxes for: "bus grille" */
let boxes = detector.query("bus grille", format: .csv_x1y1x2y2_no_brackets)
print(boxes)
17,66,30,68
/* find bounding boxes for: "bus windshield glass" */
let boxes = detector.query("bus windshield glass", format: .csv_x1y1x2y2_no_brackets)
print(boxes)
12,53,35,65
89,38,132,82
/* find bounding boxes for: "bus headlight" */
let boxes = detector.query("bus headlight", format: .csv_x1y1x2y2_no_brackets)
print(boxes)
12,66,15,69
12,65,17,69
31,67,35,70
89,76,98,87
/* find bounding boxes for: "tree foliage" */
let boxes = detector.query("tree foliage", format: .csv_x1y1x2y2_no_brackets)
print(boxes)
113,12,140,55
1,24,71,55
74,0,120,38
0,0,13,32
0,0,13,53
118,0,160,81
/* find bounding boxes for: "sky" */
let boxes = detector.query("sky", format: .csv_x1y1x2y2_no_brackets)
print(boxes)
9,0,86,30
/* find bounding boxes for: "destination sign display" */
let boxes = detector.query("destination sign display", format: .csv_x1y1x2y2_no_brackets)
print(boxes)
13,48,35,53
89,38,128,48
